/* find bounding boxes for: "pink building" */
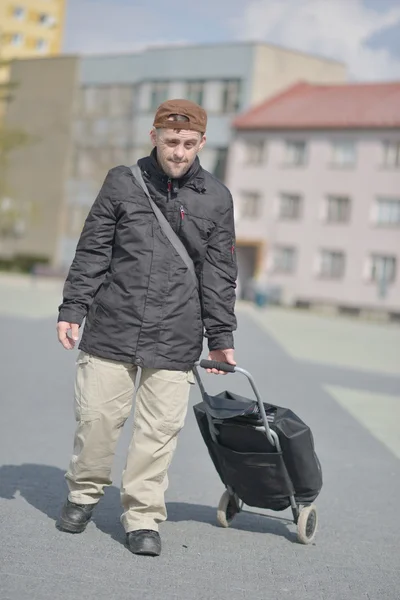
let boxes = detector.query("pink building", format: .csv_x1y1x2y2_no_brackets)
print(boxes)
227,82,400,317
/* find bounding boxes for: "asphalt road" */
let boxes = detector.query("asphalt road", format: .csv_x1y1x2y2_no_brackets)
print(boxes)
0,286,399,600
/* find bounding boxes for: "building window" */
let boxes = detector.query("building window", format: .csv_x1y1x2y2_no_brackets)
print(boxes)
241,192,261,219
10,32,24,46
222,80,240,113
36,38,49,52
370,255,397,284
213,148,228,181
375,198,400,225
109,85,135,117
109,118,132,147
273,246,296,274
279,193,302,220
81,86,111,116
331,141,356,167
326,195,351,223
383,141,400,168
284,141,307,166
73,146,123,182
79,85,135,118
244,140,265,165
186,81,204,106
38,13,56,26
198,147,227,180
318,250,346,279
81,87,97,115
13,6,26,20
92,118,110,142
150,82,169,111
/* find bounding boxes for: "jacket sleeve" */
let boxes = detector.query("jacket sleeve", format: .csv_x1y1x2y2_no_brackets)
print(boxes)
201,194,238,350
58,170,118,325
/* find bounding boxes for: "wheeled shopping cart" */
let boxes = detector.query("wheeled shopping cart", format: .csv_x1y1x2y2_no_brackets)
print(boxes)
193,360,323,544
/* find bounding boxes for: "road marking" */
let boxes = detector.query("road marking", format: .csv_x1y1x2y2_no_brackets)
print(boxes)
240,303,400,376
326,385,400,460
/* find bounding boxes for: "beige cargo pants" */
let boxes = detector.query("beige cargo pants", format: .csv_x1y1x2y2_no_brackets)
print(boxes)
65,351,194,533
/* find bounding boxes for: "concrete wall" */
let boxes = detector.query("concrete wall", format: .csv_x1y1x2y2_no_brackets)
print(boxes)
227,129,400,312
250,45,347,106
3,56,79,265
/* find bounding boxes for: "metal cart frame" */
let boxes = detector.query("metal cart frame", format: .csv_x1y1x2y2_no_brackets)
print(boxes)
193,360,318,544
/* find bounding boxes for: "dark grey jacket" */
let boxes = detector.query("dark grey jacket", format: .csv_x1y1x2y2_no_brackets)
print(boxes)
58,151,237,370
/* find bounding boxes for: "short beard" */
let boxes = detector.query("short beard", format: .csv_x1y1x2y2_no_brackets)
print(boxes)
160,157,191,179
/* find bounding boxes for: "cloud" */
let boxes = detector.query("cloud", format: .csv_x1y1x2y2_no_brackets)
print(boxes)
230,0,400,80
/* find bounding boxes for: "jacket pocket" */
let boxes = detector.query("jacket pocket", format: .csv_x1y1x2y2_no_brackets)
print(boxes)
179,210,214,243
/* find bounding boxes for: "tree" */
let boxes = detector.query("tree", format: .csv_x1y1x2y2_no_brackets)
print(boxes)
0,63,32,240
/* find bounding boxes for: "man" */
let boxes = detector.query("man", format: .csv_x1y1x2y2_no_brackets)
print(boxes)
56,99,237,556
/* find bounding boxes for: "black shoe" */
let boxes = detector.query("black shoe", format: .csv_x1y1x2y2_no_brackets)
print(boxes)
126,530,161,556
56,499,97,533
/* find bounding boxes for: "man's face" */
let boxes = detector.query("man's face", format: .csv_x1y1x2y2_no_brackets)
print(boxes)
150,127,206,179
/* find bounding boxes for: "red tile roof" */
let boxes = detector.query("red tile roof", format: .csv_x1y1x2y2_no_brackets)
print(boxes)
233,81,400,130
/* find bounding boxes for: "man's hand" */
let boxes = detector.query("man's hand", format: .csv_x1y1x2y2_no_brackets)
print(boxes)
207,349,236,375
57,321,80,350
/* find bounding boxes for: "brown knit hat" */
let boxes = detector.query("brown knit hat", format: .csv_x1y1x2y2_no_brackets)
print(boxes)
153,99,207,133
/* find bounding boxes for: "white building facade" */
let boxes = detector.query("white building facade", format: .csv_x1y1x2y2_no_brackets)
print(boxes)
227,83,400,316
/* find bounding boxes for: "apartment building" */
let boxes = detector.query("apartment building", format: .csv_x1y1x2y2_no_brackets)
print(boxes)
2,42,346,268
0,0,66,82
227,81,400,315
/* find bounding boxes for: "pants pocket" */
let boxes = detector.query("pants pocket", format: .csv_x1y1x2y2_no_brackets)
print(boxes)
74,352,98,422
138,369,191,436
187,369,195,385
74,352,136,424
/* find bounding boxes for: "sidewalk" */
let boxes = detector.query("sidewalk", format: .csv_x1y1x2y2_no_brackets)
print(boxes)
0,272,64,319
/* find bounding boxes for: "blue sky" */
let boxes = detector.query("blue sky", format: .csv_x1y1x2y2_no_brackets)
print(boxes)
63,0,400,81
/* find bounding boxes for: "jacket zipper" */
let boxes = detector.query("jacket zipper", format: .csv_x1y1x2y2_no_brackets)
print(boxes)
167,179,185,231
178,205,186,233
167,178,172,202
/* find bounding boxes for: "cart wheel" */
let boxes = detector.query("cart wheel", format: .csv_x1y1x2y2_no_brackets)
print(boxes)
217,490,239,528
297,504,318,545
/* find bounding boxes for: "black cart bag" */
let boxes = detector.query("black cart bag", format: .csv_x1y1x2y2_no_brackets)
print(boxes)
193,374,323,512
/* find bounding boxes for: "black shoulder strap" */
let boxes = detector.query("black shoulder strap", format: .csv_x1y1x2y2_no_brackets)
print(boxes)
130,164,198,288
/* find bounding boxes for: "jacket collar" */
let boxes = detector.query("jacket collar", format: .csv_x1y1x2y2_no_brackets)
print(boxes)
138,148,206,193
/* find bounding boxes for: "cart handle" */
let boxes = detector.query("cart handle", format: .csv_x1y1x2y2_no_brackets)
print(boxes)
194,361,281,450
199,360,236,373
